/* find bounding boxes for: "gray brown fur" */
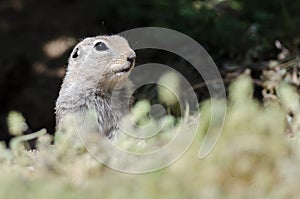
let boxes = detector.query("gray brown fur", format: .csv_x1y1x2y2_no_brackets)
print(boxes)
55,35,135,138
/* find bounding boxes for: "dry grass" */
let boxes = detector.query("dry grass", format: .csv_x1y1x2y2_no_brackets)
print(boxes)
1,73,300,199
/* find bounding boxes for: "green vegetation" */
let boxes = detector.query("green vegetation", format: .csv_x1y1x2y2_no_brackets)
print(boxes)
1,0,300,198
99,0,300,61
1,75,299,198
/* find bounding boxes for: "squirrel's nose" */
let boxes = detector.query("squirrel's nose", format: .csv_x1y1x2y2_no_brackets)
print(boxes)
127,53,136,63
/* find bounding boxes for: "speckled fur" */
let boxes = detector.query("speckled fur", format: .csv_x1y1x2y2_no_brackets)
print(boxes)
55,35,135,138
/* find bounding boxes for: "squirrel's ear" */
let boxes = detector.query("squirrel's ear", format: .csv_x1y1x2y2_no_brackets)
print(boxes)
71,47,80,59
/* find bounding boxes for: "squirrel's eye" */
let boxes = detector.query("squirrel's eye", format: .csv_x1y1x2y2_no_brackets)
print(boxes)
72,47,79,58
94,42,108,51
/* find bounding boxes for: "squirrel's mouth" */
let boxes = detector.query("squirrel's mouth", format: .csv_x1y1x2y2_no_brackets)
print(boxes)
114,61,134,75
115,65,131,73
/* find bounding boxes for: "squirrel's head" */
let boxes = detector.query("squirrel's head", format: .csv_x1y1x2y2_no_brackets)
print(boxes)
67,35,136,90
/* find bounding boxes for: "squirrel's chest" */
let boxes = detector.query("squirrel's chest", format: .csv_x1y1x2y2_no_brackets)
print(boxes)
86,96,128,135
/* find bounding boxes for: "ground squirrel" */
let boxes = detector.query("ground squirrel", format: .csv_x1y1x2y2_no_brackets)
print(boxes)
55,35,136,138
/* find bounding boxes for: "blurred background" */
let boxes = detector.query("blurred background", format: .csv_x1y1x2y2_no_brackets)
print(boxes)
0,0,299,142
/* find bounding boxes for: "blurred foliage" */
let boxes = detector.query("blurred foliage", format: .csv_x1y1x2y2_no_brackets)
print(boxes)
7,111,28,136
1,0,300,198
158,72,181,107
97,0,300,61
1,75,300,198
